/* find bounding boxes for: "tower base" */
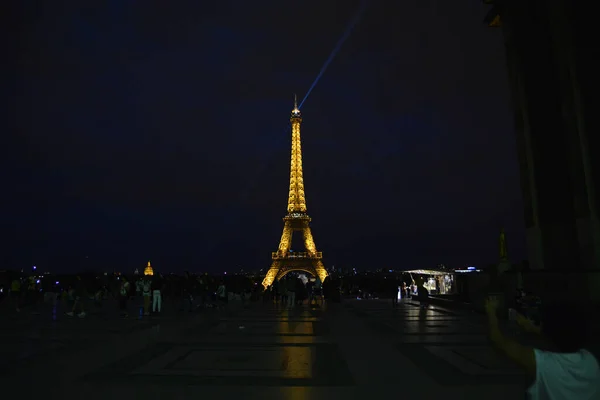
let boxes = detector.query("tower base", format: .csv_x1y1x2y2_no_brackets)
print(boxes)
262,258,328,289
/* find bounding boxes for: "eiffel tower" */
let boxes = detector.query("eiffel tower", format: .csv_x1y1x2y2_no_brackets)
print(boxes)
262,97,328,288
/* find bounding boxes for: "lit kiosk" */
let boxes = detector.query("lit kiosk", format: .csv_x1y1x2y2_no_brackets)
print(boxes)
403,268,457,296
262,97,328,288
144,261,154,276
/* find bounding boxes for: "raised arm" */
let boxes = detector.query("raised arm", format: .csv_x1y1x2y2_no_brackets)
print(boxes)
486,297,537,376
516,312,542,335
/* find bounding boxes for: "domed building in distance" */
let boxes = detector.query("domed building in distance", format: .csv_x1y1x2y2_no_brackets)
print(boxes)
144,261,154,276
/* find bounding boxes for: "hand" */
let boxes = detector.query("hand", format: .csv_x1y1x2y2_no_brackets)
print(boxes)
485,296,499,315
515,312,540,333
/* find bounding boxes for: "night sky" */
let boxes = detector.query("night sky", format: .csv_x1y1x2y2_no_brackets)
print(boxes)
7,1,525,274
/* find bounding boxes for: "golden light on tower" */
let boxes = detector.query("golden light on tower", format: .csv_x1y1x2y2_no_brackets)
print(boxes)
144,261,154,276
287,94,307,214
262,96,328,288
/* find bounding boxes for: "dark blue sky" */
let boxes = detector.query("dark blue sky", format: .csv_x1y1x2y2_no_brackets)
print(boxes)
6,1,524,273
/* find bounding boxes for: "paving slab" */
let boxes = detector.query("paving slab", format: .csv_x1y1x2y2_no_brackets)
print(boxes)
0,298,530,399
345,299,530,390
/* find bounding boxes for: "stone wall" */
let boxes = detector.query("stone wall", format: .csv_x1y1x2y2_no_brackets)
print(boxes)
497,0,600,301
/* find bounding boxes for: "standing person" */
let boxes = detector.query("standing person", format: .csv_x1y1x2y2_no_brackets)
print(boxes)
272,280,280,304
48,280,60,308
64,285,74,311
417,284,429,308
286,277,296,308
390,278,399,308
152,275,163,314
196,276,206,308
216,281,227,308
280,279,288,306
485,296,600,399
142,277,152,316
306,280,314,305
67,276,86,318
313,278,322,304
119,277,130,318
135,279,142,298
263,285,272,303
93,286,104,309
27,276,39,313
180,272,194,312
10,277,21,312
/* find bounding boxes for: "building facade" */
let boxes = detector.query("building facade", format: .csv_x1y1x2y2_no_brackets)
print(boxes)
485,0,600,299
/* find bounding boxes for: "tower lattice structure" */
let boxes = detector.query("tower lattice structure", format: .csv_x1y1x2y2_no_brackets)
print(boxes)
262,97,328,288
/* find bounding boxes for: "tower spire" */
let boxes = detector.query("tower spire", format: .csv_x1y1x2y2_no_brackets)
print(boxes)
288,93,305,213
292,93,301,117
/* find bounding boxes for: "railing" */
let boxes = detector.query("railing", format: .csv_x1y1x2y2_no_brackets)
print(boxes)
272,251,322,260
284,213,310,220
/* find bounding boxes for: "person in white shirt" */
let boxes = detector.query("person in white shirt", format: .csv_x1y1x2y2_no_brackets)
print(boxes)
152,275,163,314
216,281,226,308
485,296,599,399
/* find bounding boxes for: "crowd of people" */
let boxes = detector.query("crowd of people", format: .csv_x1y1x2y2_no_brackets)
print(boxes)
3,268,599,398
0,270,343,317
1,271,244,318
262,274,324,307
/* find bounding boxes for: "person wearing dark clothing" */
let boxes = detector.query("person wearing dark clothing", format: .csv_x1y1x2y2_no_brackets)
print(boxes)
263,285,272,303
216,281,227,308
418,285,429,308
196,277,209,308
180,273,194,312
10,278,21,312
295,278,305,305
67,276,86,318
119,278,130,318
152,275,163,313
142,277,152,316
272,280,280,303
306,281,314,304
390,279,399,308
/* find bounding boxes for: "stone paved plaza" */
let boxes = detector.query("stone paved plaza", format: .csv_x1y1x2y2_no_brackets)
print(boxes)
0,298,531,399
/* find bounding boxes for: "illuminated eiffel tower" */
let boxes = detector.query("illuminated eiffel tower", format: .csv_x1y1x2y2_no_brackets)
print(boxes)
262,97,328,288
